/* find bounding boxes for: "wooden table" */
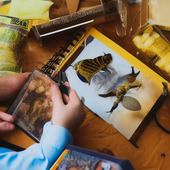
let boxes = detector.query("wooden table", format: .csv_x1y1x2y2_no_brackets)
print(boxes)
1,2,170,169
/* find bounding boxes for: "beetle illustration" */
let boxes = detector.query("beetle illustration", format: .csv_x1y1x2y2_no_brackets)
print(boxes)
73,53,112,84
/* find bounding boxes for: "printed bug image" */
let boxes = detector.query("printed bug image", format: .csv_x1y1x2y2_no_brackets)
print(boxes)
73,53,112,84
98,66,142,116
99,84,142,115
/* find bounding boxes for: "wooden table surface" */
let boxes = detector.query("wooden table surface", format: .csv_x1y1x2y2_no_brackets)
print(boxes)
1,2,170,170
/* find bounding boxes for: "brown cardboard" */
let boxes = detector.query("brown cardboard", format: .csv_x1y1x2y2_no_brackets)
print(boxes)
66,0,79,14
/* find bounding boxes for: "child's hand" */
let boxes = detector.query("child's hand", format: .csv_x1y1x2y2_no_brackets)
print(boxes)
0,72,30,102
51,82,86,133
0,73,30,137
0,111,15,136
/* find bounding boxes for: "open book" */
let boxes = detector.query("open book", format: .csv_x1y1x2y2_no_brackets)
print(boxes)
50,27,168,144
50,144,134,170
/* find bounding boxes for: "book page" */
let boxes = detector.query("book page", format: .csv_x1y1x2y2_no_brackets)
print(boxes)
62,27,167,141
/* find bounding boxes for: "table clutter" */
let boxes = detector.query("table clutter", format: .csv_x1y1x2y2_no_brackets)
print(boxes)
0,0,170,169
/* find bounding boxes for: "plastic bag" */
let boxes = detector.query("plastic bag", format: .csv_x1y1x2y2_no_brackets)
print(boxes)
132,24,170,82
0,15,29,76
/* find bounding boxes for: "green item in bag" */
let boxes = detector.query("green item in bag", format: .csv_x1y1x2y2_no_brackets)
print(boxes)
0,15,29,76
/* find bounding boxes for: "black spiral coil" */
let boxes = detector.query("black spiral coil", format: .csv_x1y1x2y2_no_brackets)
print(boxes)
40,27,87,76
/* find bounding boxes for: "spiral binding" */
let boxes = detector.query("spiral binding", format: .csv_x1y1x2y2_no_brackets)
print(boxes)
41,27,87,76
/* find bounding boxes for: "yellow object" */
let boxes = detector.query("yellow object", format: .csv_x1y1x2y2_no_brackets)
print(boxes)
133,25,170,78
9,0,53,19
27,18,50,31
0,1,52,31
50,149,69,170
0,3,10,15
149,0,170,31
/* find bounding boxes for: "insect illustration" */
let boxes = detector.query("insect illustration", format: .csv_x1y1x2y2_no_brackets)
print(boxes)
73,53,112,84
98,66,142,116
99,84,142,115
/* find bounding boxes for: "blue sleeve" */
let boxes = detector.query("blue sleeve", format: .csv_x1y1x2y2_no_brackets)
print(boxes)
0,122,73,170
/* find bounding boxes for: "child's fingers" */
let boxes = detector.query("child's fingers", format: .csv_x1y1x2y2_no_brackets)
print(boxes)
0,72,30,102
68,88,81,104
0,122,15,133
0,111,14,122
64,81,70,87
50,83,64,106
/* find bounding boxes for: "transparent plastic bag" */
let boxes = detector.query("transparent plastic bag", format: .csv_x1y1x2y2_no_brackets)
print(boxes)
132,24,170,82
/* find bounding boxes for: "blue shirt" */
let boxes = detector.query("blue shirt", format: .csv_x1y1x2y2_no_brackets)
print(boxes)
0,122,73,170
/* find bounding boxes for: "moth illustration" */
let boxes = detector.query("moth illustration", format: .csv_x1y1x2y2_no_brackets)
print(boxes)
73,53,112,84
